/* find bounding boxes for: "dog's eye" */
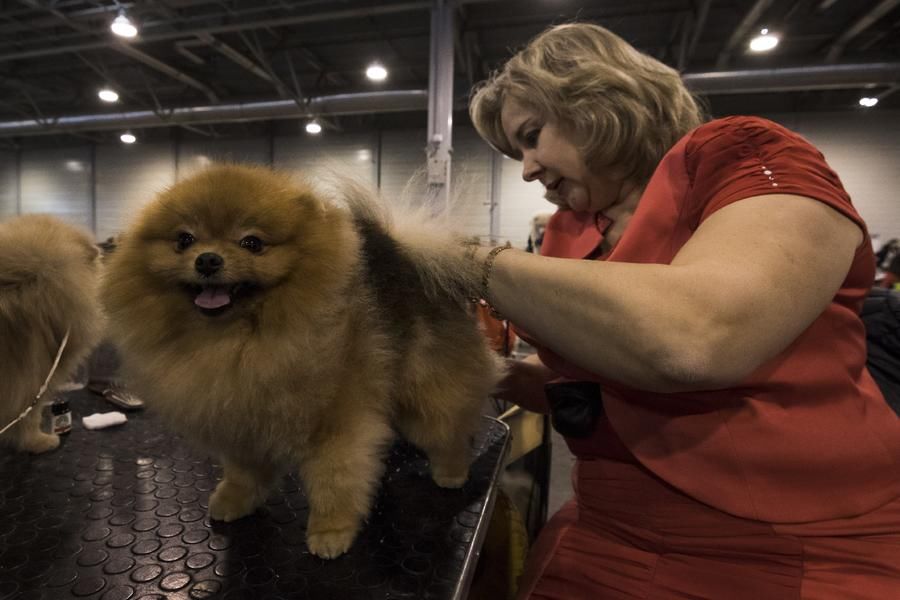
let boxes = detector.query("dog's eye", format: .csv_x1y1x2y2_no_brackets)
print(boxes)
240,235,264,253
176,232,195,251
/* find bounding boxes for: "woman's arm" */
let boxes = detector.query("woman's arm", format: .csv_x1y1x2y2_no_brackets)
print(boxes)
478,194,863,393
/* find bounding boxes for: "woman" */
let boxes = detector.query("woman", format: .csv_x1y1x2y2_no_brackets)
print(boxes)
468,23,900,599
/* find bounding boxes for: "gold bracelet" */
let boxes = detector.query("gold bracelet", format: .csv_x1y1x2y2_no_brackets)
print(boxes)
481,241,513,315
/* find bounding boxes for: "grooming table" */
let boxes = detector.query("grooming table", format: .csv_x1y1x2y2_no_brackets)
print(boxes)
0,391,509,599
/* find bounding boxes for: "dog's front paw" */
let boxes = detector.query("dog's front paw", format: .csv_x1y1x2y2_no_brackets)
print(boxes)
432,473,467,488
20,432,60,454
208,482,258,522
431,464,469,489
306,526,358,559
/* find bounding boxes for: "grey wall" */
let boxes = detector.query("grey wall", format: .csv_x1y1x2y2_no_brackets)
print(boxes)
95,142,174,241
19,147,93,231
763,111,900,244
0,150,15,220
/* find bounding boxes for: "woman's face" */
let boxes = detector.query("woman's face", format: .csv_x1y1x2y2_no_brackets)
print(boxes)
500,97,622,213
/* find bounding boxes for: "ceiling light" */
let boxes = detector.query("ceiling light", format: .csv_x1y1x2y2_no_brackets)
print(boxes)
111,13,138,38
120,132,137,144
305,120,322,135
749,28,779,52
366,63,388,81
859,97,879,107
98,88,119,103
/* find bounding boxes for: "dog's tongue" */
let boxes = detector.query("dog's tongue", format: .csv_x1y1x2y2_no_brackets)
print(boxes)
195,286,231,309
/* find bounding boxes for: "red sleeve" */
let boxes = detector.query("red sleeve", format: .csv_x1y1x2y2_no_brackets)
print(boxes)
684,116,865,230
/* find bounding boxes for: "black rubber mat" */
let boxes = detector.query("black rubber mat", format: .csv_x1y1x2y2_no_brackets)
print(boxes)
0,391,509,600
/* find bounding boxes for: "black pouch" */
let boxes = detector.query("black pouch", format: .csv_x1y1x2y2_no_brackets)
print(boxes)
544,381,603,439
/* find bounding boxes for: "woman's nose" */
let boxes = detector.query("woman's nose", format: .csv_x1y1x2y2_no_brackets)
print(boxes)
522,153,542,182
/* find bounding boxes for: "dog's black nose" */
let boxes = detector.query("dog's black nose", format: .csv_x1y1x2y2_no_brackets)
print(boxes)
195,252,224,276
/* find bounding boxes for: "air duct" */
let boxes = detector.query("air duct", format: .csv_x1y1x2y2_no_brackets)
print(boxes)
0,90,428,137
683,62,900,95
1,62,898,137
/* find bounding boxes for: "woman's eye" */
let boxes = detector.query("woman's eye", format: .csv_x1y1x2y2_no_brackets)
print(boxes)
176,232,195,251
240,235,264,253
524,128,540,147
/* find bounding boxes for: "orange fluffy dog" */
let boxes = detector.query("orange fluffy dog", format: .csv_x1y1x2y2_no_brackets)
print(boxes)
101,164,503,558
0,215,102,453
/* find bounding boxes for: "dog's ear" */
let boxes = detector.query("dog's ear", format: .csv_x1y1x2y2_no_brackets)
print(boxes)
97,236,118,257
78,237,102,265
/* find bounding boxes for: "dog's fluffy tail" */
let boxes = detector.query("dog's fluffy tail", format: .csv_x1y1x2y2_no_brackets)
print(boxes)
325,175,482,305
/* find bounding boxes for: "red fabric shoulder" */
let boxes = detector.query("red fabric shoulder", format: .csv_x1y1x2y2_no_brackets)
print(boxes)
684,116,863,230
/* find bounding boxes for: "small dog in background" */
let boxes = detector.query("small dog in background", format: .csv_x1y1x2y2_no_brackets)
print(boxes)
0,214,103,453
101,164,504,558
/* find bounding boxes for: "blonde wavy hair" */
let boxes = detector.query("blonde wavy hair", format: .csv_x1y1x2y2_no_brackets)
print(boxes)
469,23,705,182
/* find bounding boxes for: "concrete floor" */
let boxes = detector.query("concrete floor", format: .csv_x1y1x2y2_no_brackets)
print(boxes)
547,428,575,516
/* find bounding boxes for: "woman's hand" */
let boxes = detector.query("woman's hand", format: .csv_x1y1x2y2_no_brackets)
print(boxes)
494,353,557,414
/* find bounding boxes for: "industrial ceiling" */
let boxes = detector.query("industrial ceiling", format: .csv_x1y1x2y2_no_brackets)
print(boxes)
0,0,898,146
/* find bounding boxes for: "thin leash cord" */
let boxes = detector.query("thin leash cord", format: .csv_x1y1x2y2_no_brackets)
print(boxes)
0,327,70,436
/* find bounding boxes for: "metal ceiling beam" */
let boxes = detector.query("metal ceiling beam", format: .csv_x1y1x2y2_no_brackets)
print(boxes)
0,1,131,30
824,0,900,62
875,83,899,102
17,0,220,103
0,73,56,97
195,33,292,99
678,0,712,72
175,40,207,66
675,11,692,71
683,62,900,94
293,46,345,86
716,0,777,69
0,90,429,137
816,0,840,12
112,42,219,103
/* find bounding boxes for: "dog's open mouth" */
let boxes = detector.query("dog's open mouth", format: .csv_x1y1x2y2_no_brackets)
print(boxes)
184,283,259,317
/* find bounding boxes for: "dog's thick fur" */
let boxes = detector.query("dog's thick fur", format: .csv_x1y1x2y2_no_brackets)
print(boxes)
0,215,102,453
101,164,503,558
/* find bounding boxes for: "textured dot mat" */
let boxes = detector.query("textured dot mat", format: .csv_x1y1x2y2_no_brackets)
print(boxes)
0,391,509,599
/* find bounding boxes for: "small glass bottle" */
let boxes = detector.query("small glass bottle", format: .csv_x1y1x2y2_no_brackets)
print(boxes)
49,397,72,434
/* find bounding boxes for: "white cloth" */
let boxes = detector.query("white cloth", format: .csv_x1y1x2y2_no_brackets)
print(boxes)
82,412,127,430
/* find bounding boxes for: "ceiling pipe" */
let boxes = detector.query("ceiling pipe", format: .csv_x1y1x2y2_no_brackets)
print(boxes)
0,90,428,137
683,62,900,94
1,60,898,137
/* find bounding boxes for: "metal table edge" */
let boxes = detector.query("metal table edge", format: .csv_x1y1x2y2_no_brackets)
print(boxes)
452,415,511,600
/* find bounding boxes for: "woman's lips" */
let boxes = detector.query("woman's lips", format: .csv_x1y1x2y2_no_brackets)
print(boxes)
544,178,565,205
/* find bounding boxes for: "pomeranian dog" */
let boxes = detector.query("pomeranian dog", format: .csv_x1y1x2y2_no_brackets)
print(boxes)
0,214,103,453
101,164,503,558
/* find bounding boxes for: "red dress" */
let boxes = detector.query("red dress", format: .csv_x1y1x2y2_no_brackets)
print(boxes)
516,116,900,599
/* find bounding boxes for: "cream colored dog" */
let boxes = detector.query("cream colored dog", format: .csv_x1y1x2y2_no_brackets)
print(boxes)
0,214,103,453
